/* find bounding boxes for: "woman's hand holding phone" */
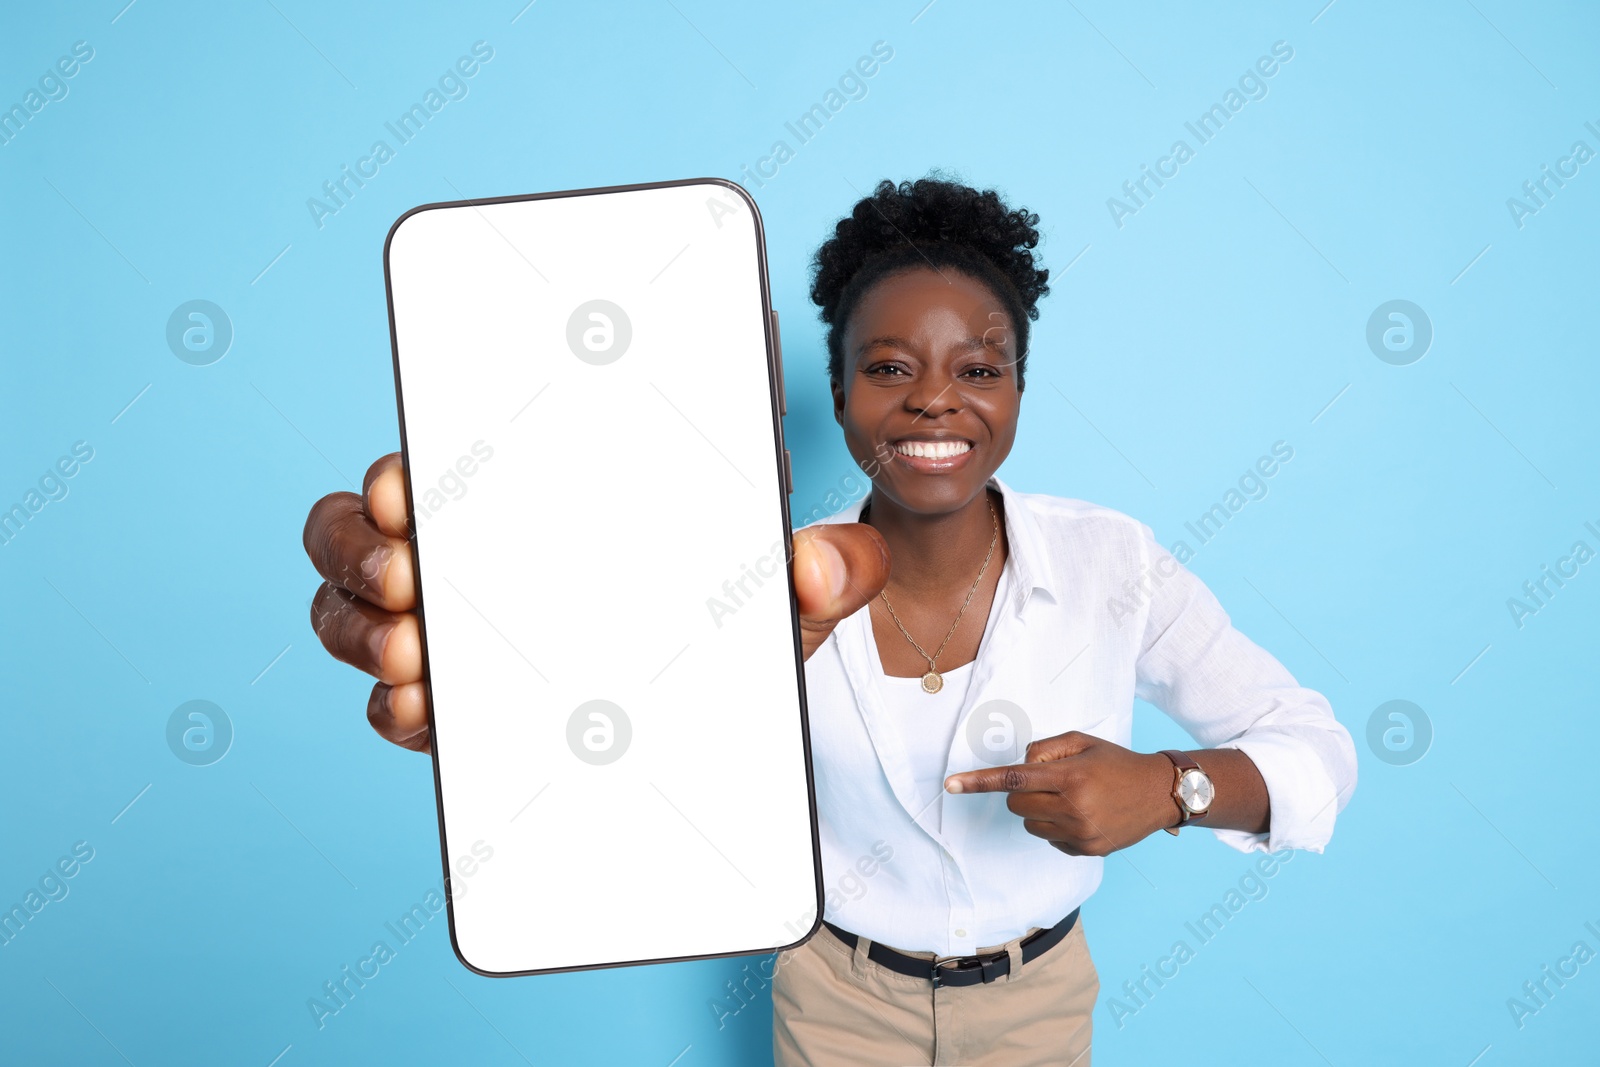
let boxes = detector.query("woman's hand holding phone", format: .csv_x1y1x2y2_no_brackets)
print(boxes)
303,453,890,754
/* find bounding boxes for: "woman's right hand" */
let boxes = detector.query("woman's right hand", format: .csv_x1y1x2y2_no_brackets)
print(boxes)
303,453,890,755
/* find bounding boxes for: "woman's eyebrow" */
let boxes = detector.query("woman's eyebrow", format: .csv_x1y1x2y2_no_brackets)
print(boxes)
957,335,1006,354
856,334,914,356
856,335,1003,356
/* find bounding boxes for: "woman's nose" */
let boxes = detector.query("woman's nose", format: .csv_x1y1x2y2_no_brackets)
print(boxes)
906,367,961,417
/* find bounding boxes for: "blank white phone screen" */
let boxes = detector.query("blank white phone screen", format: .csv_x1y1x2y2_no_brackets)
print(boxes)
384,180,819,976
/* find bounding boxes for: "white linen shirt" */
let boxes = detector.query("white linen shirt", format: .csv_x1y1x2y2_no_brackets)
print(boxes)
800,473,1357,956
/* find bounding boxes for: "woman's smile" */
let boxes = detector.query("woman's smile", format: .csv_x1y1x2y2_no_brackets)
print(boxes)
889,435,976,473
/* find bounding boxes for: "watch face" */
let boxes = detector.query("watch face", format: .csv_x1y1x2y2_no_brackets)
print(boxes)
1178,769,1214,813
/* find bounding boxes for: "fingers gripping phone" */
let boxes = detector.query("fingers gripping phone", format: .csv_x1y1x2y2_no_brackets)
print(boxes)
383,179,820,977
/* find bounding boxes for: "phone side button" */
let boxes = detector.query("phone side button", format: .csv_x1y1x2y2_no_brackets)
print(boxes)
771,309,786,417
784,449,793,494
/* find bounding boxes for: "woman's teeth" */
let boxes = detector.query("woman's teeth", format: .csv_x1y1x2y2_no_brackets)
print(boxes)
894,440,971,459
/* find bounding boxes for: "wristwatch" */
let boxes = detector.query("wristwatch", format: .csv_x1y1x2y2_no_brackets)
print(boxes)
1158,750,1214,835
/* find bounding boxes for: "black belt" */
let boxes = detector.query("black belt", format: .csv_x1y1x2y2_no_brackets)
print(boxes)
821,908,1080,988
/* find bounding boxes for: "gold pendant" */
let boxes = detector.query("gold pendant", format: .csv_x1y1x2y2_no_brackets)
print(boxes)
921,671,943,694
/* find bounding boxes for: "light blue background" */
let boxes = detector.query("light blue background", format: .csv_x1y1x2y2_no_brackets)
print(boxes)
3,1,1596,1063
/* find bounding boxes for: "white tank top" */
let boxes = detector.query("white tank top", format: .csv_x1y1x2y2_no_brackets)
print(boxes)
874,562,1012,834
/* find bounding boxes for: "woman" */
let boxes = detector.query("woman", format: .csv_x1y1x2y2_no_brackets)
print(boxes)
302,176,1357,1066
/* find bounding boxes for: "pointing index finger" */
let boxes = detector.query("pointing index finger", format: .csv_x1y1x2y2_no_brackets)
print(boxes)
945,763,1055,795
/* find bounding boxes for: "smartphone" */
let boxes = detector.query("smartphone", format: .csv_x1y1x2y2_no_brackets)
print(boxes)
383,178,820,977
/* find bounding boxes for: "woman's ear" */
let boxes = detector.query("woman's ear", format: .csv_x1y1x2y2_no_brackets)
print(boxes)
831,379,845,426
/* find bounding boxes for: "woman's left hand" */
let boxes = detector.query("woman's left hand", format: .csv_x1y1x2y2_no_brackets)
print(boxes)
944,732,1177,856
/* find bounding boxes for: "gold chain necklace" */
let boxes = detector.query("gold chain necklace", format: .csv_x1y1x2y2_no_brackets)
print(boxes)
864,494,999,694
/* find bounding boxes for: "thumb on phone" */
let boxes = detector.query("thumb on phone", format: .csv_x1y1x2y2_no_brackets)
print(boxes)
792,524,890,661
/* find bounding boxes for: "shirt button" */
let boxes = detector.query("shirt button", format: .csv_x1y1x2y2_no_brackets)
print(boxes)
954,928,967,938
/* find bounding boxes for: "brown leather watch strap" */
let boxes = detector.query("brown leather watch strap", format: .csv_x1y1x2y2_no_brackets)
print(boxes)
1160,749,1199,773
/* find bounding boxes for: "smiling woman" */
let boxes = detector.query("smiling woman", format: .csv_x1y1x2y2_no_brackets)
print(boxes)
770,175,1357,1067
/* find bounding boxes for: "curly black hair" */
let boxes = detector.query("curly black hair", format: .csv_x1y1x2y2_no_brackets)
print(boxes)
809,175,1050,392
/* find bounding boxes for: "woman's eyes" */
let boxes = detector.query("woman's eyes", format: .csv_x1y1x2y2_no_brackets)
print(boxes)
867,364,998,378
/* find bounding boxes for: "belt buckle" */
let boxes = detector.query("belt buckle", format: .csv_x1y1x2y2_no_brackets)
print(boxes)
930,951,1004,987
930,953,965,988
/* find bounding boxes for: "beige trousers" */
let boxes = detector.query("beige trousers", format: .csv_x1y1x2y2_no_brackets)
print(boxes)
771,916,1097,1066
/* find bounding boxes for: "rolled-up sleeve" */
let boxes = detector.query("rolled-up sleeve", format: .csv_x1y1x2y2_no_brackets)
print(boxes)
1130,521,1357,854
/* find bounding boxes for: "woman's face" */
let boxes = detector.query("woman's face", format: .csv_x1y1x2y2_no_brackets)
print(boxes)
831,267,1022,517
